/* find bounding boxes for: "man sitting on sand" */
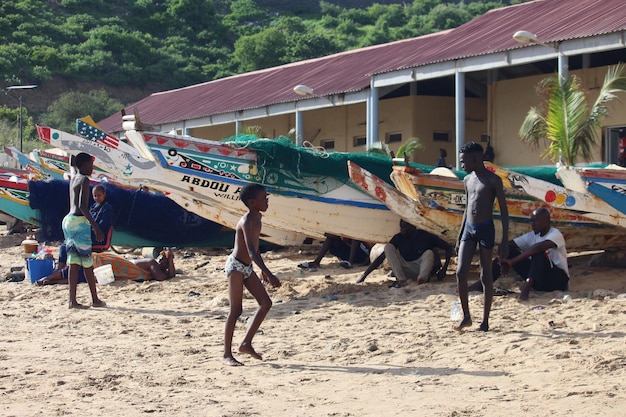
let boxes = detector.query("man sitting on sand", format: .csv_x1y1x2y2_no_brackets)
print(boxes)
357,220,452,287
297,234,371,270
469,208,569,300
36,248,176,285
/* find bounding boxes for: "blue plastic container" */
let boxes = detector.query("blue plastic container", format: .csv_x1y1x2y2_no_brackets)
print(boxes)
26,258,54,284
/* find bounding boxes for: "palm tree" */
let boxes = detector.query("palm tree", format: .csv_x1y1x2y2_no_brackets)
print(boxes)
519,63,626,166
368,137,424,160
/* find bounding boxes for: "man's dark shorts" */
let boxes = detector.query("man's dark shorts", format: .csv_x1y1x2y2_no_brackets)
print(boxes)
461,220,495,249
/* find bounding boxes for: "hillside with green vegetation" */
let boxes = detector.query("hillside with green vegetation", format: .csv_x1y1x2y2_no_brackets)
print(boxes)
0,0,525,151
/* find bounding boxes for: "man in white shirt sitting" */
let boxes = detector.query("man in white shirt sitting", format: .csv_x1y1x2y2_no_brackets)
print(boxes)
469,207,569,300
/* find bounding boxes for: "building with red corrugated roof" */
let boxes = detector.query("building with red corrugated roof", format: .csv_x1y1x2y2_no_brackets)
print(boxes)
98,0,626,167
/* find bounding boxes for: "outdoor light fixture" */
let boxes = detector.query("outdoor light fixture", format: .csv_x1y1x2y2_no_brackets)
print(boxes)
513,30,556,50
293,84,314,96
513,29,566,85
513,30,538,44
6,84,38,153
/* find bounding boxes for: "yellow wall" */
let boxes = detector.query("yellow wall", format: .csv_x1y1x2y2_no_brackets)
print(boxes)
491,65,626,166
192,123,235,140
191,96,487,165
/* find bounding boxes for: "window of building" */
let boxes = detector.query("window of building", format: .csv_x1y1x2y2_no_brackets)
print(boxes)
433,131,450,142
480,133,490,143
386,132,402,143
321,139,335,149
353,136,366,147
605,126,626,165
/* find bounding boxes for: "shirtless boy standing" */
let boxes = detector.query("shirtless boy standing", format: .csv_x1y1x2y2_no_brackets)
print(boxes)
455,142,509,332
223,183,281,366
63,152,106,309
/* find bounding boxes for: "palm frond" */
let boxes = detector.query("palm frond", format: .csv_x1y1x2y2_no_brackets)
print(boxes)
519,62,626,166
367,141,391,156
396,138,424,159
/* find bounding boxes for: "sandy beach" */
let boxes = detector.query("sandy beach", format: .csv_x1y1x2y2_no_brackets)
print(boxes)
1,229,625,417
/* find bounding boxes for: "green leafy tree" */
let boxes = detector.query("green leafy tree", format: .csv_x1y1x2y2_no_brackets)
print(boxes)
285,33,341,62
0,105,37,153
224,0,271,37
165,0,225,41
320,1,344,17
39,90,124,134
519,63,626,166
234,28,288,72
424,4,472,31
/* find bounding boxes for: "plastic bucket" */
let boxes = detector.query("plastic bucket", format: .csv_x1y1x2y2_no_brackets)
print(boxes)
26,258,54,284
94,264,115,285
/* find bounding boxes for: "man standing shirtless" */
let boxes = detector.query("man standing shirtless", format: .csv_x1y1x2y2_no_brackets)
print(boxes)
455,142,509,332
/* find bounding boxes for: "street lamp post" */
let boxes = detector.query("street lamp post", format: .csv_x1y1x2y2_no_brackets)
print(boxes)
292,84,315,146
6,84,38,153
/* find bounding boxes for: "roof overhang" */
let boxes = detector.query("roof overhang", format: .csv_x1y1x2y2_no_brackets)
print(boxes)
170,88,371,132
372,30,626,87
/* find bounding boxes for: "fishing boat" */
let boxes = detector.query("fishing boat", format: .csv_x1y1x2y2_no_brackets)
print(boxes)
3,145,111,181
557,165,626,215
39,116,402,244
0,167,235,249
0,168,33,225
347,162,626,251
485,162,626,226
122,121,403,244
36,123,310,246
3,146,54,180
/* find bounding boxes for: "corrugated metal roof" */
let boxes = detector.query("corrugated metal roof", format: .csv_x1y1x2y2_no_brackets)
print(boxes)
99,0,626,132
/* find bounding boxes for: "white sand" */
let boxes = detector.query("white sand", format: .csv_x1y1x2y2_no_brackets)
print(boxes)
1,231,626,416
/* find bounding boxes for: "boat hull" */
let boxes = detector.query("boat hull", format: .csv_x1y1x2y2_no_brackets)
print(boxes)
348,163,626,251
486,162,626,227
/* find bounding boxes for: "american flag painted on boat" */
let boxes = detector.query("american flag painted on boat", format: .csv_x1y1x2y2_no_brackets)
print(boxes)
76,119,120,148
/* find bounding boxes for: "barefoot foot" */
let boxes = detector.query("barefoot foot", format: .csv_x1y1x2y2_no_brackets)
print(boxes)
92,299,107,308
223,356,244,366
519,279,532,301
479,322,489,332
239,343,262,360
453,316,472,332
69,302,90,309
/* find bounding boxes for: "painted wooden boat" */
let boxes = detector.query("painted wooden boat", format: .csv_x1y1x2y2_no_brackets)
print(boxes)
587,182,626,215
3,146,54,180
557,165,626,193
0,169,35,225
36,124,310,246
348,162,626,251
124,126,402,244
0,167,235,248
3,145,114,182
485,162,626,227
347,161,458,241
557,165,626,216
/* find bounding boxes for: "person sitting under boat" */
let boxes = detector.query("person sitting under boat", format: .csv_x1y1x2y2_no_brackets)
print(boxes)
297,234,371,270
356,220,453,287
36,248,176,285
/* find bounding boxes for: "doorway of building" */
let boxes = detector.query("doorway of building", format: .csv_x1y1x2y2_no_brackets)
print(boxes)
605,127,625,165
